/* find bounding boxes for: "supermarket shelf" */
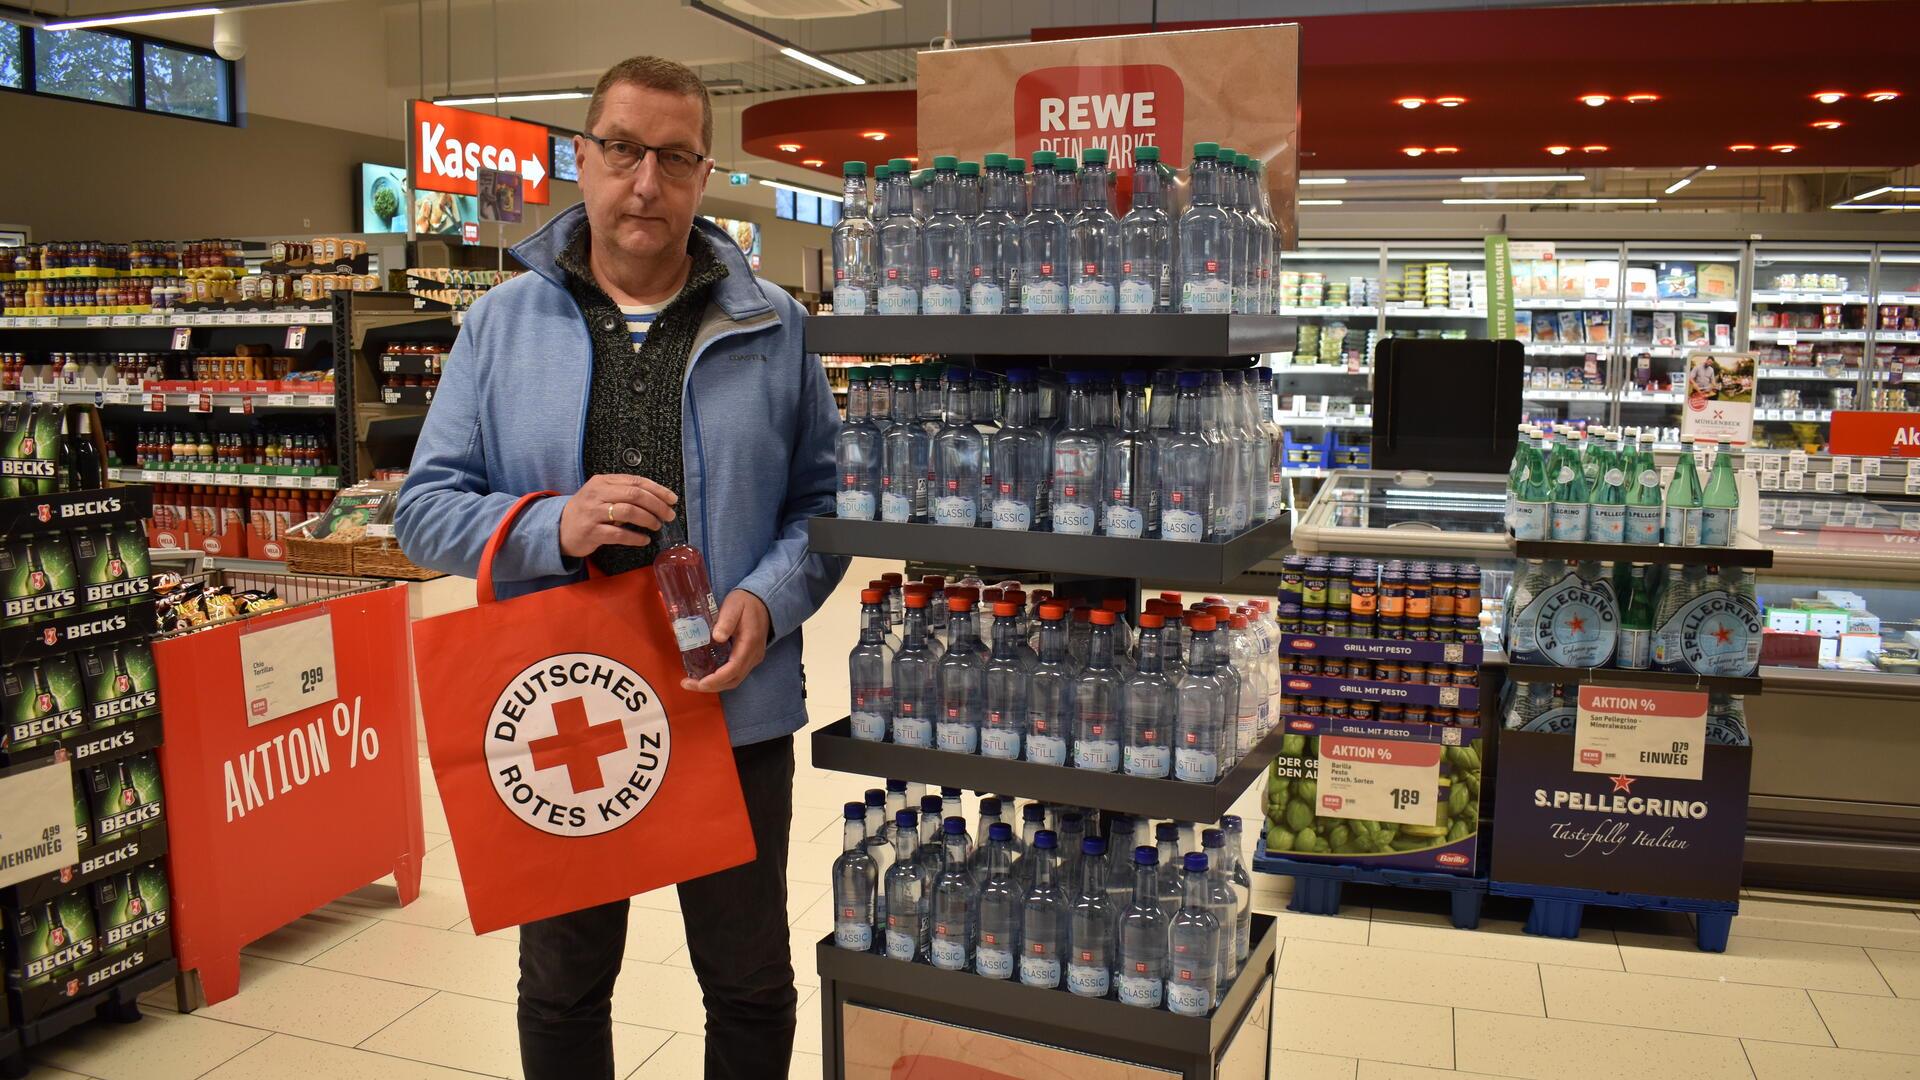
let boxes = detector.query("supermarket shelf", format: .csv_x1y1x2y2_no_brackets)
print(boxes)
1750,329,1868,343
1619,390,1683,404
1752,290,1872,304
812,718,1287,820
1271,364,1371,376
1286,467,1331,478
1623,299,1740,313
1526,344,1615,356
1383,306,1486,319
1501,662,1762,695
1756,408,1834,422
1881,292,1920,305
1518,298,1621,309
1276,414,1372,428
807,512,1291,583
0,387,334,410
1624,346,1693,359
109,466,341,490
0,311,332,329
801,313,1295,357
1511,538,1773,568
1279,305,1378,318
1758,366,1860,381
1522,389,1609,402
1876,329,1920,343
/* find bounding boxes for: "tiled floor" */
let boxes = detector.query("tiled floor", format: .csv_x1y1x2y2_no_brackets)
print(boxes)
22,557,1920,1079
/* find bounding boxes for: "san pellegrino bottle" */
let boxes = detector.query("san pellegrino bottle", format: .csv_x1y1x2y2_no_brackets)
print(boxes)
930,818,976,970
1511,427,1552,541
982,602,1029,760
1069,148,1120,315
1157,372,1212,542
1220,815,1254,962
1123,612,1176,778
1666,437,1704,546
974,822,1021,978
849,588,893,741
1624,431,1664,544
931,368,982,528
1174,615,1227,782
654,515,730,680
1582,426,1609,486
1700,441,1740,546
1019,152,1070,314
1072,609,1123,772
1201,829,1240,998
968,154,1019,315
1019,830,1068,988
1550,430,1590,541
832,802,878,951
1050,371,1103,535
1118,146,1172,313
1587,434,1627,543
831,162,877,315
1178,144,1232,313
936,597,985,754
920,156,966,315
1026,602,1075,767
883,809,927,961
891,592,937,747
1218,149,1251,313
1067,837,1116,997
1166,852,1221,1016
835,366,881,519
990,369,1046,531
1100,370,1154,538
1652,563,1703,671
881,368,929,522
1116,845,1169,1008
1617,564,1654,670
878,158,920,315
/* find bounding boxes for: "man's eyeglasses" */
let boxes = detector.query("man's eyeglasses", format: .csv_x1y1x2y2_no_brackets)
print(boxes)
578,134,709,180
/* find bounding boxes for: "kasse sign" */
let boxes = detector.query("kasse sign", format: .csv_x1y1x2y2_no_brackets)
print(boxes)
411,100,551,205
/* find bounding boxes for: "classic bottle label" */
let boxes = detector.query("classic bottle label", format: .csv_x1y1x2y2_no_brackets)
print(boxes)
1118,279,1156,314
1069,280,1116,314
834,920,873,951
1124,744,1170,778
1624,505,1662,544
836,489,876,520
1175,746,1219,782
1588,503,1626,543
976,945,1014,978
1511,499,1551,541
936,719,979,754
1073,736,1119,772
671,616,712,651
1118,971,1163,1007
1510,569,1617,668
1699,507,1734,547
992,499,1033,531
885,929,917,960
1019,953,1061,987
981,728,1022,759
832,286,868,315
930,937,968,969
1026,732,1068,766
932,494,976,527
921,284,963,315
1067,961,1112,997
1052,500,1095,535
1104,503,1145,539
1022,280,1066,314
1166,977,1211,1015
1161,507,1205,542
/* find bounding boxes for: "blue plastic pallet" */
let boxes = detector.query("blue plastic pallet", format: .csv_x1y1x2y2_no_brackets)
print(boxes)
1254,854,1488,929
1488,880,1737,952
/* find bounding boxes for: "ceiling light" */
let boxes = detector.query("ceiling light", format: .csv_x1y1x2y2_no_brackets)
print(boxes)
1299,199,1345,206
1434,96,1467,108
1432,146,1460,155
1728,144,1757,152
759,178,838,198
435,89,594,106
1545,146,1571,156
777,143,802,153
1461,174,1587,183
1581,145,1610,153
861,132,888,141
1395,97,1426,109
1402,147,1427,157
1581,94,1611,107
1813,91,1847,104
779,46,866,85
1865,90,1901,103
1443,197,1659,205
685,2,866,86
1842,186,1920,203
1299,177,1349,186
801,158,826,167
1812,120,1844,130
43,6,220,30
1665,177,1694,194
1771,144,1798,153
1625,93,1660,104
1832,202,1920,211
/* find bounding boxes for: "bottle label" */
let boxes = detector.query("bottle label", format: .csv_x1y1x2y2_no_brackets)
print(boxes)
921,284,963,315
1070,280,1116,314
671,616,712,652
1625,505,1662,545
1166,979,1212,1015
1023,280,1066,314
1019,954,1061,987
1700,507,1734,547
877,284,918,315
851,710,888,741
1659,589,1763,676
1588,503,1626,544
1181,279,1231,314
1665,505,1701,547
832,286,868,315
1073,738,1119,772
1161,507,1205,542
1175,747,1219,782
1068,963,1112,997
1124,744,1171,777
1052,501,1096,535
1105,504,1145,538
1556,465,1577,485
881,491,915,523
930,938,969,970
992,499,1033,531
1237,706,1257,755
1118,972,1162,1007
1026,733,1068,766
835,921,873,951
1118,280,1157,314
1510,499,1550,541
936,721,979,754
932,495,976,527
1617,627,1652,670
885,930,917,960
981,728,1022,759
1510,568,1618,668
1550,501,1589,542
893,716,932,748
977,946,1015,978
835,489,876,520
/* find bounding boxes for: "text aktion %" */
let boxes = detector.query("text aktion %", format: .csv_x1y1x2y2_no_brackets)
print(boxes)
333,696,379,766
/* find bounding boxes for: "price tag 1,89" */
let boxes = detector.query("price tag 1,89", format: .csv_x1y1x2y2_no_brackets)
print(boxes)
238,610,338,726
1573,685,1707,781
1315,737,1443,827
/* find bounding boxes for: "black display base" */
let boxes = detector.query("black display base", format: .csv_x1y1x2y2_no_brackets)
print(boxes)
1511,539,1773,568
812,718,1284,820
804,313,1295,358
816,914,1275,1079
1503,662,1762,695
806,513,1291,585
2,956,176,1078
0,601,156,665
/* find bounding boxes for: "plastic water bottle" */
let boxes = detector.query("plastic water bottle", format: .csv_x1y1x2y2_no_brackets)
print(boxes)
974,822,1022,979
929,369,982,528
1019,151,1070,314
1202,607,1243,771
1071,610,1123,772
878,159,920,315
1174,615,1226,783
1701,440,1740,546
1107,816,1140,914
1154,823,1185,921
849,589,893,742
929,818,976,970
1068,148,1120,315
990,369,1046,531
919,364,946,445
1246,158,1278,313
968,154,1019,315
1222,370,1258,533
1178,144,1232,313
1217,149,1251,313
1254,369,1284,520
1166,852,1221,1016
880,368,929,522
653,516,730,681
1122,612,1176,778
1157,372,1212,541
883,809,926,961
891,592,937,748
1019,830,1068,988
1058,811,1088,885
1049,372,1103,535
1067,837,1116,997
1026,602,1075,767
832,802,878,951
941,785,964,824
1118,146,1173,314
834,367,881,519
1201,829,1239,996
981,602,1030,760
867,791,896,938
1226,614,1264,759
920,157,966,315
971,798,1003,880
1220,815,1254,962
831,162,877,315
1116,846,1168,1008
936,597,985,754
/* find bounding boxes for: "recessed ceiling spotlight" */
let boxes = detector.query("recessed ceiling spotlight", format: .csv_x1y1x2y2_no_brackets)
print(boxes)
1625,93,1660,104
1433,146,1460,155
1581,94,1611,107
1545,145,1571,156
1770,144,1798,153
1582,145,1610,153
1434,96,1467,107
1866,90,1901,103
1728,143,1757,152
1812,120,1844,130
1403,147,1427,157
777,143,802,153
1395,97,1426,109
802,158,825,167
861,131,887,141
1813,91,1848,104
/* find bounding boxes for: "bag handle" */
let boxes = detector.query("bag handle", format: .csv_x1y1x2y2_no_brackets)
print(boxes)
476,491,561,605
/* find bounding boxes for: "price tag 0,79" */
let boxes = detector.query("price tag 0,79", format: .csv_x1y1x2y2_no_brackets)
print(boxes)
1315,737,1444,828
1573,685,1707,781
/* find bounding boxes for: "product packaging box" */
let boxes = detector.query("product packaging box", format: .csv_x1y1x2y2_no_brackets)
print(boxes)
1838,633,1883,662
1817,590,1867,611
1713,323,1733,349
69,522,152,613
1653,311,1678,347
5,886,99,1020
1760,628,1821,667
0,652,87,760
1556,259,1586,300
1657,261,1698,299
91,860,170,961
83,750,164,843
0,531,80,628
1513,311,1532,341
1680,313,1712,347
1512,261,1536,298
1803,607,1850,638
78,642,160,730
1698,263,1738,300
0,403,64,499
1556,312,1580,343
1766,609,1811,634
1584,310,1611,344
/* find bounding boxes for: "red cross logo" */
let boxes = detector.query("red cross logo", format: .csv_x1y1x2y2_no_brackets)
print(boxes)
528,697,627,794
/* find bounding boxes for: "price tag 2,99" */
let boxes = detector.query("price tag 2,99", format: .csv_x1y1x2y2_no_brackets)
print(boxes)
1573,685,1707,781
1316,737,1443,827
238,610,338,726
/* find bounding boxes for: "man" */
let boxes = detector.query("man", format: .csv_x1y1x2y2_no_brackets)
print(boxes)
394,55,845,1080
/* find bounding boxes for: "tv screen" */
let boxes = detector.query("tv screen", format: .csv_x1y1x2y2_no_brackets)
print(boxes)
552,135,578,182
359,163,409,233
774,187,796,221
796,193,820,225
821,200,841,228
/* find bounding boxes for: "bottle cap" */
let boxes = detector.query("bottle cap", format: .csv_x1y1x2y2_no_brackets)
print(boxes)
1082,836,1107,856
1023,803,1046,822
1138,612,1164,629
1055,157,1078,173
1184,851,1210,872
865,788,886,807
980,797,1000,815
904,591,928,609
944,816,966,835
1187,614,1217,632
921,362,945,381
984,153,1008,168
988,822,1014,841
1090,609,1115,626
887,778,908,792
859,589,882,604
921,794,945,813
842,161,867,176
891,366,917,382
946,367,969,384
872,164,890,181
1031,150,1056,167
1236,153,1251,168
932,155,958,171
1208,604,1232,619
1231,614,1248,629
1134,145,1160,162
993,601,1018,617
882,572,903,585
846,365,867,380
942,786,962,797
1123,369,1151,385
1102,597,1129,613
1038,602,1067,620
1006,367,1035,383
887,157,911,171
1007,157,1026,173
1203,828,1225,847
844,801,864,820
1081,148,1108,164
1006,590,1027,605
1067,369,1094,384
1135,845,1159,866
948,596,973,613
1161,591,1183,604
896,808,918,829
1193,142,1219,159
982,587,1003,604
1178,371,1206,387
1062,811,1083,826
1072,607,1092,624
1218,146,1237,163
1156,822,1179,840
1032,829,1057,850
1221,814,1241,829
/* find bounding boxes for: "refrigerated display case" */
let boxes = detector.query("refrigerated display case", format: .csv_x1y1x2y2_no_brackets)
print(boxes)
1870,244,1920,415
1514,241,1621,431
1748,243,1874,452
1270,243,1381,476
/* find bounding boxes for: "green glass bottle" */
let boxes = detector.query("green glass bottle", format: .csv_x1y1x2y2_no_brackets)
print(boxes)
1617,564,1654,669
1587,435,1626,544
1623,431,1663,544
1511,428,1552,541
1664,436,1703,546
1550,431,1590,541
1700,441,1741,546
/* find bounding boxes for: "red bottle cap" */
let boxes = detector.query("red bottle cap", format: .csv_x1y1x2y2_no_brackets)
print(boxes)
1138,612,1165,628
882,572,903,585
1187,614,1216,632
905,591,929,608
1160,591,1183,604
1038,602,1067,621
1091,609,1116,625
1072,607,1092,623
949,596,973,613
993,601,1019,617
1231,614,1248,630
923,575,946,589
860,589,882,604
1102,597,1129,613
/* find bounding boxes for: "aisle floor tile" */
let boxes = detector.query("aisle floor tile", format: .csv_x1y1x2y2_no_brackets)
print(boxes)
358,990,672,1078
1254,907,1373,945
1870,947,1920,998
1615,930,1893,995
1270,988,1453,1069
460,903,688,964
1278,937,1545,1016
1538,965,1831,1045
1741,1039,1920,1080
16,1067,92,1080
1454,1009,1754,1080
1810,990,1920,1054
307,921,522,1004
324,876,471,931
32,1009,269,1080
191,955,434,1047
1356,1064,1520,1080
240,909,379,965
199,1034,488,1080
607,961,710,1034
420,838,461,883
1369,909,1623,970
663,926,822,988
1271,1049,1358,1079
1729,899,1920,952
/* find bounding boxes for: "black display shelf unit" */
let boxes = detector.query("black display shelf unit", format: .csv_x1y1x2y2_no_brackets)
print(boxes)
808,514,1291,586
1502,662,1763,695
1511,539,1773,568
0,958,178,1079
814,719,1286,821
815,915,1276,1080
805,313,1295,358
0,487,151,536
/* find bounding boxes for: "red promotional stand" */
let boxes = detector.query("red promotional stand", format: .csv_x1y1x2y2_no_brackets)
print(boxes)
151,574,423,1006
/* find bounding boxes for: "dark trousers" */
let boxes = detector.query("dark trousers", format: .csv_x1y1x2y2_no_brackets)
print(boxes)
517,735,797,1080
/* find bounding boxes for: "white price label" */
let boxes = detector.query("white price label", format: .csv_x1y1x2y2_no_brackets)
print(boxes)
0,760,83,890
141,469,166,483
239,610,338,726
1759,471,1780,491
1783,472,1805,491
307,394,333,408
1760,455,1783,475
1832,457,1853,475
266,393,294,406
1777,333,1798,345
84,315,110,328
241,312,267,325
1315,737,1443,828
1865,459,1883,477
272,474,303,489
110,315,136,327
1573,686,1707,781
1847,473,1868,493
1906,470,1920,496
1787,450,1809,473
241,473,267,487
138,314,164,327
215,312,241,326
1815,472,1836,492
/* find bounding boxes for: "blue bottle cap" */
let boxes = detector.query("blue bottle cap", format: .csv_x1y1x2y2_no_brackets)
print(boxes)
944,817,967,835
1203,828,1225,848
988,822,1014,842
1184,851,1210,873
1220,814,1241,829
979,797,1001,815
1062,811,1084,826
887,778,908,792
1134,845,1159,866
844,802,865,820
946,367,969,384
1067,370,1094,385
1123,370,1151,385
1023,803,1046,822
1082,837,1106,856
1156,822,1179,840
865,788,886,807
1033,830,1058,850
895,809,918,829
1007,367,1035,383
921,795,945,813
1256,368,1273,383
1178,371,1206,388
941,786,962,798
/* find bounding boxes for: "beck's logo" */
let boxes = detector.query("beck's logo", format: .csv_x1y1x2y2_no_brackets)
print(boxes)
486,653,671,838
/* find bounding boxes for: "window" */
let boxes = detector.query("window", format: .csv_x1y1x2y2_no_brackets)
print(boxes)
143,42,228,121
0,22,22,89
33,27,133,106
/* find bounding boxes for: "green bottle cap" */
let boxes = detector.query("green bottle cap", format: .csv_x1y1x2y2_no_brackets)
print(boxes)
983,153,1008,168
873,164,890,180
920,362,945,380
912,169,932,187
847,365,867,379
1193,142,1219,159
958,161,979,176
1081,148,1108,164
1218,147,1237,163
888,158,912,171
1007,157,1026,173
1133,146,1160,162
842,161,867,176
1248,158,1263,174
1031,150,1056,167
1236,153,1251,168
933,155,958,171
1055,157,1078,173
891,366,917,382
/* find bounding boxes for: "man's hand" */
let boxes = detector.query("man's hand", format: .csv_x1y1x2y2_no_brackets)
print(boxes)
683,590,770,694
559,474,677,559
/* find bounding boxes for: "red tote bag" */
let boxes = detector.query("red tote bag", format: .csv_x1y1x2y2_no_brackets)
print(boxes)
412,493,755,934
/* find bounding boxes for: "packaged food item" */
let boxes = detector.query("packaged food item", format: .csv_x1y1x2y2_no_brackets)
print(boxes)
1513,310,1532,341
1680,313,1712,347
1657,261,1698,299
1697,263,1737,300
1555,259,1586,300
1584,310,1611,344
311,483,398,541
1653,311,1678,347
91,861,170,960
1584,260,1620,299
0,653,87,757
1556,312,1580,343
78,642,159,728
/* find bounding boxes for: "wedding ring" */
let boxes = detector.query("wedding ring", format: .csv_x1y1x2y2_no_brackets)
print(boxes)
606,502,616,523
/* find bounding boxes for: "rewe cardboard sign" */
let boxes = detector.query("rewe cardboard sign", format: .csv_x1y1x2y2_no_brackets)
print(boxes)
411,100,551,205
918,24,1300,246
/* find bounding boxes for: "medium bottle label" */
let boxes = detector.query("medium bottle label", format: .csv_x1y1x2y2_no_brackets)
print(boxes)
1022,280,1066,314
1699,507,1733,546
1067,963,1112,997
1124,744,1170,778
1118,279,1156,314
851,710,888,741
921,284,962,315
893,715,932,748
836,489,876,520
1118,972,1163,1007
1073,738,1119,772
1511,500,1550,541
1588,503,1625,543
992,499,1032,531
1104,504,1145,538
671,616,712,651
1161,507,1205,542
969,281,1005,314
932,495,976,527
1069,280,1116,314
1019,954,1061,987
936,720,979,754
1624,505,1662,544
877,284,918,315
832,286,868,315
1026,732,1068,766
1181,279,1231,314
1175,746,1219,782
881,491,914,522
1052,501,1095,535
976,946,1014,978
981,728,1022,759
834,921,873,951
